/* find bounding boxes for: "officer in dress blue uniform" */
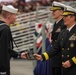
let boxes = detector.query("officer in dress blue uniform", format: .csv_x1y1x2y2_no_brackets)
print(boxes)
34,5,76,75
50,1,66,75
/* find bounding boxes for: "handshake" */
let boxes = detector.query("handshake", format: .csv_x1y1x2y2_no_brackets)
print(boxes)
21,50,42,60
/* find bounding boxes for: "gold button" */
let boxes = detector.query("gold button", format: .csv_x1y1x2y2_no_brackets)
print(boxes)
62,48,64,50
67,55,69,57
62,55,64,57
67,48,69,50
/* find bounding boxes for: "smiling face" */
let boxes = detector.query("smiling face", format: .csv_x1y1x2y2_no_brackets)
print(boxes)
63,15,76,28
63,15,71,25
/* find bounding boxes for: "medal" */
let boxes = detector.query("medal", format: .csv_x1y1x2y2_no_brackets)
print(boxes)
70,43,74,47
56,27,61,32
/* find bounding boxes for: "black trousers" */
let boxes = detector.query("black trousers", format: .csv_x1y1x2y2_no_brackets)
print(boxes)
50,67,61,75
61,66,76,75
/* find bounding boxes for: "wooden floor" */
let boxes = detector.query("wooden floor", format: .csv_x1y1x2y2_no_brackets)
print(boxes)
10,59,34,75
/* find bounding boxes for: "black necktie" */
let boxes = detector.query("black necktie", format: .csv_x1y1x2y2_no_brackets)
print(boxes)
66,29,69,35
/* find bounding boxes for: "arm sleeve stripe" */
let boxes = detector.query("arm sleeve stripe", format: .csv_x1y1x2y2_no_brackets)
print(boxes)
43,52,49,60
72,57,76,64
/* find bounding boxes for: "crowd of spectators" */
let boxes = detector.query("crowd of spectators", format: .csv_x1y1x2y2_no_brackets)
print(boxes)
0,0,76,14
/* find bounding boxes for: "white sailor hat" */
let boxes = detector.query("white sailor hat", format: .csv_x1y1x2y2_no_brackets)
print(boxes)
2,5,18,14
50,1,65,11
62,6,76,16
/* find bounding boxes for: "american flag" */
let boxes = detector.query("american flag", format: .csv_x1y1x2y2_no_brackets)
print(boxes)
35,22,53,48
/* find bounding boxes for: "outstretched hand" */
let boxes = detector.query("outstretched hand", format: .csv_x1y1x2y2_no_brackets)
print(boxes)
21,52,28,59
34,53,42,60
